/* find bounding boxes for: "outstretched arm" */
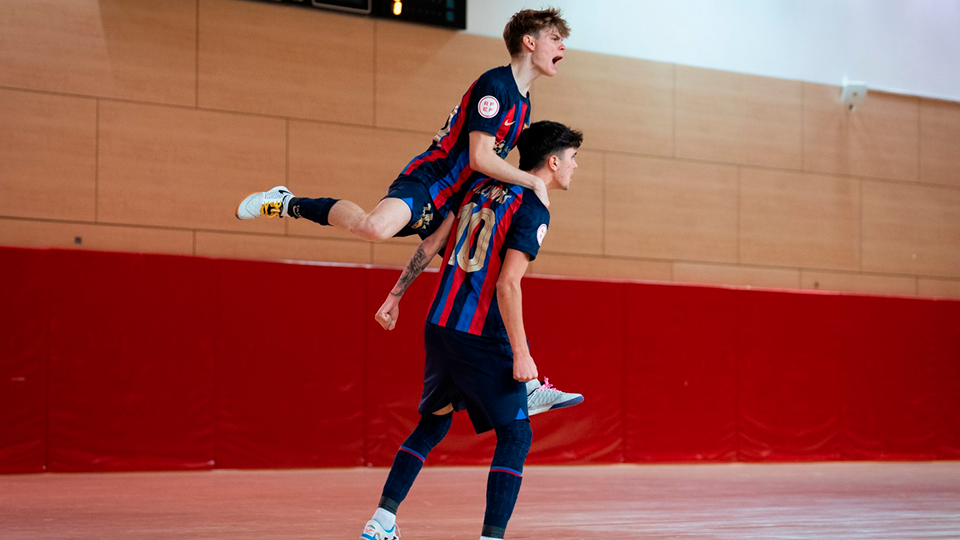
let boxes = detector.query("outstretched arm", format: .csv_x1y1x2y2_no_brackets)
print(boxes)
469,131,549,207
375,215,455,330
496,248,537,382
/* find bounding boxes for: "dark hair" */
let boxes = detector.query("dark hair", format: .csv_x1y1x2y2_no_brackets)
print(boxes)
517,121,583,172
502,7,571,57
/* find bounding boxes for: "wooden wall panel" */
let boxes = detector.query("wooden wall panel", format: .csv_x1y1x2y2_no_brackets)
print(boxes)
0,0,195,105
286,121,430,240
0,90,97,222
605,155,738,263
199,0,374,124
529,254,672,283
918,278,960,300
98,101,286,233
920,99,960,187
675,66,802,169
0,218,193,256
804,85,920,182
673,263,800,289
540,150,604,255
375,20,506,132
195,232,370,265
800,271,917,297
740,169,860,271
535,51,674,156
372,238,442,269
862,181,960,278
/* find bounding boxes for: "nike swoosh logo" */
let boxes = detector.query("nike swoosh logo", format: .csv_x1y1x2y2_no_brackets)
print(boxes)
505,120,515,126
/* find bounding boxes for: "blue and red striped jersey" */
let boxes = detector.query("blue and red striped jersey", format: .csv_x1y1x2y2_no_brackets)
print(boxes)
401,65,532,218
427,177,550,341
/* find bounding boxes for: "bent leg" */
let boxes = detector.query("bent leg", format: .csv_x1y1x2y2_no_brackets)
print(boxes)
379,411,453,513
482,420,533,539
291,196,411,242
344,198,412,242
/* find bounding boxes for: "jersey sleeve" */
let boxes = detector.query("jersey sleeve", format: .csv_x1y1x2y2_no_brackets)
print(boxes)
504,196,550,261
466,75,514,136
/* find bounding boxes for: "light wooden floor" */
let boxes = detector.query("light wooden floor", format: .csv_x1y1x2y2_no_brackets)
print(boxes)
2,463,959,539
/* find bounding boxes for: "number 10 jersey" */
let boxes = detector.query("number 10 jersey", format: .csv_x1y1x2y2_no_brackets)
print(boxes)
427,177,550,341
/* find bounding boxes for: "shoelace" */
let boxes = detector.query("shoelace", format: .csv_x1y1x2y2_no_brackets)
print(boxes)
534,377,557,393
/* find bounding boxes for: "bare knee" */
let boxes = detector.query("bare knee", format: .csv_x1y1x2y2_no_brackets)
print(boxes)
352,216,394,242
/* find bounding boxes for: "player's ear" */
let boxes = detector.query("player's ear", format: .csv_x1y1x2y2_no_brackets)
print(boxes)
523,33,536,52
549,154,560,171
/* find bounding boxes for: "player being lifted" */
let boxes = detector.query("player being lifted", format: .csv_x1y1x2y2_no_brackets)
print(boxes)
237,8,580,418
236,7,569,240
362,120,584,540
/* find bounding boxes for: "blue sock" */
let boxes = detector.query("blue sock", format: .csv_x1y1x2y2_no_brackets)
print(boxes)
379,413,452,513
482,419,532,539
287,197,338,225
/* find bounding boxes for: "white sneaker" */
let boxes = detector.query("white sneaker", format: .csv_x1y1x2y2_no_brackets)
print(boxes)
236,185,293,220
526,378,584,416
361,518,400,540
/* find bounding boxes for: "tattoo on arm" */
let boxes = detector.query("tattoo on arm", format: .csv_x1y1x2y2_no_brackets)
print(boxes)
392,246,431,297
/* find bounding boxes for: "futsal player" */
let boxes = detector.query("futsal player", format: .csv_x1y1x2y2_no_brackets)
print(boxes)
236,8,570,242
361,120,584,540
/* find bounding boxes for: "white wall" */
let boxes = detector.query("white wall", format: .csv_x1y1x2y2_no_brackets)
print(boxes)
466,0,960,102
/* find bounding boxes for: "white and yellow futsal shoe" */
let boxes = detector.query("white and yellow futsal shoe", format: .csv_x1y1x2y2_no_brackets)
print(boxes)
526,378,584,416
235,185,293,219
361,518,400,540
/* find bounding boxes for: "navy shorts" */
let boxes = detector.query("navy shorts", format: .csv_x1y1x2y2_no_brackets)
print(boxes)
384,175,439,239
420,323,529,434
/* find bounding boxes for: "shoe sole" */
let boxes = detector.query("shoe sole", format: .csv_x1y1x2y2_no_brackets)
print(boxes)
528,395,583,416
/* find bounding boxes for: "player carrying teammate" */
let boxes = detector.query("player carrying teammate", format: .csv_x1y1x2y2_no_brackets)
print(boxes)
361,120,584,540
236,8,570,241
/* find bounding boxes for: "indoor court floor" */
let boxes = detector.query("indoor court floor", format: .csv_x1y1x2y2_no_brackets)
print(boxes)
2,462,959,539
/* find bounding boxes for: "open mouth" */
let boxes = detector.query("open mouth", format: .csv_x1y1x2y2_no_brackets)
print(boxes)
552,55,563,66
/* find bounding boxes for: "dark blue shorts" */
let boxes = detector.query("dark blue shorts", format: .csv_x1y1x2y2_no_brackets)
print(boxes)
420,323,528,434
384,175,439,239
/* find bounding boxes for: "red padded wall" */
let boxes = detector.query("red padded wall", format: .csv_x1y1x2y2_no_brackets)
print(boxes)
736,290,846,461
216,260,366,468
1,246,959,473
0,248,49,473
935,301,960,458
46,251,218,472
624,284,738,462
841,296,941,460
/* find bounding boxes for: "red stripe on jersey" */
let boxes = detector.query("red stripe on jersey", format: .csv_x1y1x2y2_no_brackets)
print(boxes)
438,264,467,327
402,81,475,176
433,162,475,210
403,148,445,175
441,83,473,154
495,105,517,146
467,192,522,334
511,102,528,147
436,217,467,326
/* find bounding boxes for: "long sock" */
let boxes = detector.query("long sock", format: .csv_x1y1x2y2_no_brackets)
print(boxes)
287,197,339,225
379,413,453,514
482,419,532,539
